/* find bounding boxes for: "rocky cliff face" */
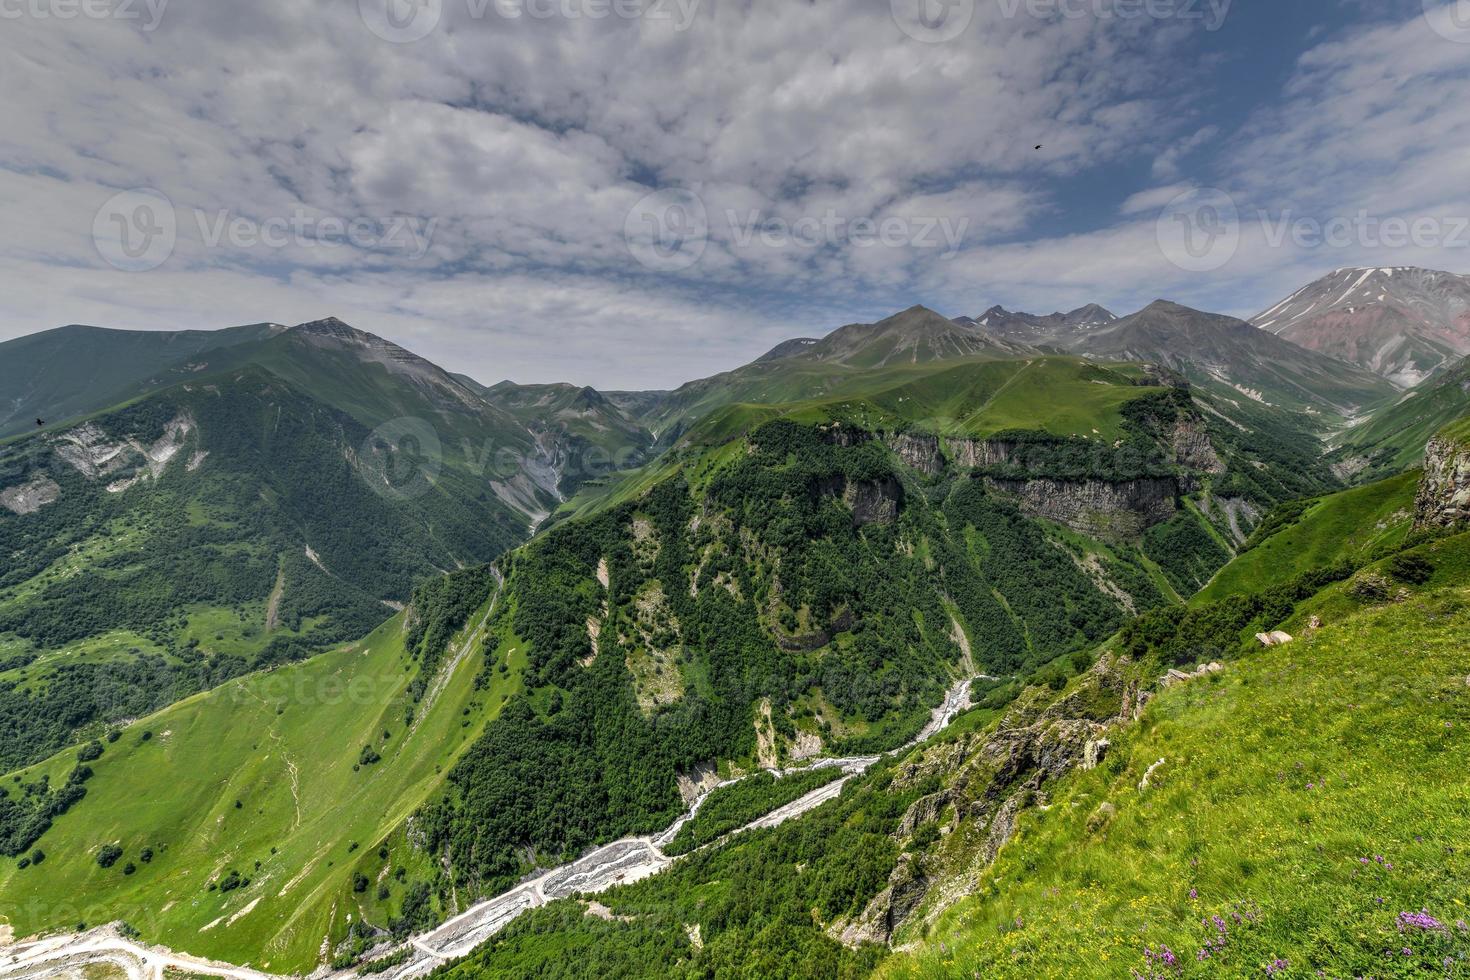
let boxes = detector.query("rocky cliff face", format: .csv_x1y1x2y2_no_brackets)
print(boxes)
828,654,1144,948
1171,417,1225,475
1414,432,1470,530
986,476,1177,538
887,432,945,476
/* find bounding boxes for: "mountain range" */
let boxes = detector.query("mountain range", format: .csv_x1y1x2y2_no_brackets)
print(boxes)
1252,266,1470,388
1,266,1468,979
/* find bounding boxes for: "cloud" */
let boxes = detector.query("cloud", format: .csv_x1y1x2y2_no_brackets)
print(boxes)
0,2,1464,388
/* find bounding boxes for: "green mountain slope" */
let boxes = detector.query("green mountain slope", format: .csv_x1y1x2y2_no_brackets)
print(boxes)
0,322,282,440
0,369,524,772
1196,471,1419,602
887,538,1470,978
1069,300,1398,421
1332,356,1470,481
639,307,1036,443
2,384,1252,969
0,578,521,971
427,489,1470,980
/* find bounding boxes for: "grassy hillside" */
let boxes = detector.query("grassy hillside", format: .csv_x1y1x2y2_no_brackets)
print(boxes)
419,477,1470,980
1070,300,1398,421
1196,471,1420,602
887,538,1470,978
1332,357,1470,479
0,370,523,772
0,322,280,440
0,580,519,972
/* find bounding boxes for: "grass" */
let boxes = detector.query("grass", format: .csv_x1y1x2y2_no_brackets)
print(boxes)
1440,414,1470,445
1196,472,1419,603
1334,364,1470,473
0,594,524,973
557,356,1166,525
882,566,1470,978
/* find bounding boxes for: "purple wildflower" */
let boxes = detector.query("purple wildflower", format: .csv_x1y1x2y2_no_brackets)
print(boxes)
1266,958,1289,975
1397,910,1445,932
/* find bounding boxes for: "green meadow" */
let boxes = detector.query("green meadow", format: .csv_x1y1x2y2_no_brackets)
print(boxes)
0,595,525,973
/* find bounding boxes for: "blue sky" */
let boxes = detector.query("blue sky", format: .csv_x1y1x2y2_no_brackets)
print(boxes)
0,0,1466,388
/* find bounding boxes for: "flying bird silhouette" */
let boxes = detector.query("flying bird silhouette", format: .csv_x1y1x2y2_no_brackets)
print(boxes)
1034,144,1043,150
35,418,44,428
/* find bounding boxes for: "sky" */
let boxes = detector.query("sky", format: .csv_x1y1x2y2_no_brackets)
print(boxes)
1,0,1468,390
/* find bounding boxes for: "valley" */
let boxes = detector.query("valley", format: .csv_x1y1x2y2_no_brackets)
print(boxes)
2,268,1469,979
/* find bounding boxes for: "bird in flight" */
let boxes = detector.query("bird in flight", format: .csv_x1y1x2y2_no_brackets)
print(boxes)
1034,144,1043,150
35,418,45,427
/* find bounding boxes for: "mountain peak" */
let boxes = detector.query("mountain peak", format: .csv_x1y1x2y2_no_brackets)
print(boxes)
1250,266,1470,388
291,316,358,336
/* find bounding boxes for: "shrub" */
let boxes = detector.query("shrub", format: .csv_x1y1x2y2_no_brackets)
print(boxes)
77,740,104,763
1388,552,1435,585
97,844,123,868
353,872,370,893
1347,572,1391,602
218,868,249,892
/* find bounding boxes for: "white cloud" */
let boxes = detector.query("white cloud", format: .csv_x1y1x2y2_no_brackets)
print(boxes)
0,2,1465,388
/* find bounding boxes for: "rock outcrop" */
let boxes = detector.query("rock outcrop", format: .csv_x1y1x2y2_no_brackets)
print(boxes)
985,476,1177,538
831,655,1143,948
887,432,945,476
1414,431,1470,531
843,477,903,526
1171,417,1225,475
829,853,931,946
0,474,61,515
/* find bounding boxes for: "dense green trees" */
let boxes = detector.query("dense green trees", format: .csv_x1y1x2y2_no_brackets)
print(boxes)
0,373,521,770
414,419,1155,909
663,767,844,856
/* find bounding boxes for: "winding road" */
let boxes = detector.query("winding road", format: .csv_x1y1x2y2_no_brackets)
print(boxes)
0,676,974,980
